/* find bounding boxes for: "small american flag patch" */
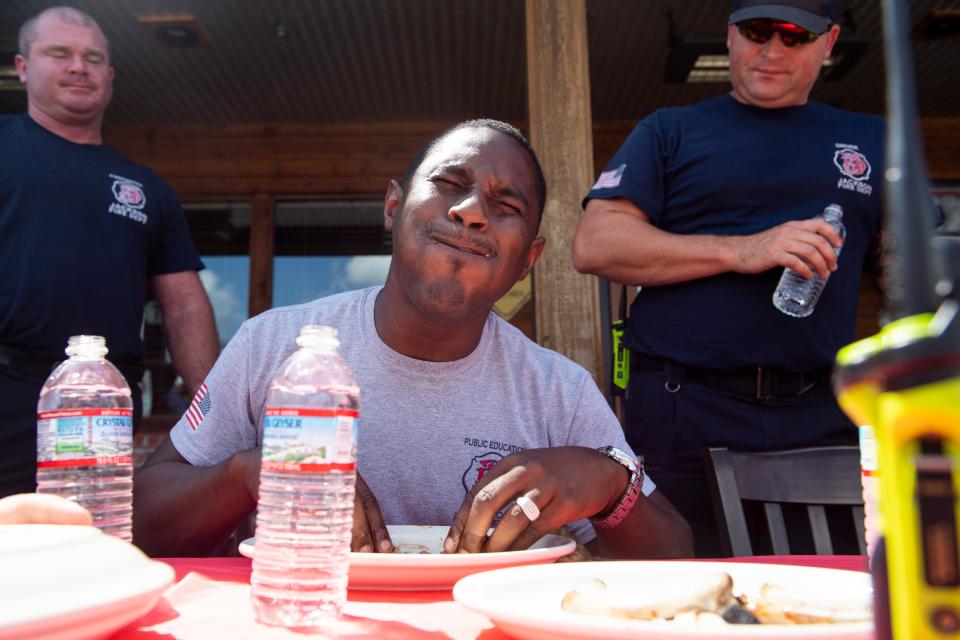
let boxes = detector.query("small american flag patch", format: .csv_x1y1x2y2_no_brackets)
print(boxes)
593,164,626,189
185,383,211,431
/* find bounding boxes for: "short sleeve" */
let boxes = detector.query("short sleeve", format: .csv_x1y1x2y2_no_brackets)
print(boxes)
170,321,259,466
148,179,204,276
582,114,669,224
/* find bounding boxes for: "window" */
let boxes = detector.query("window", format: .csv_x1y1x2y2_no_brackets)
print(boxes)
273,201,391,305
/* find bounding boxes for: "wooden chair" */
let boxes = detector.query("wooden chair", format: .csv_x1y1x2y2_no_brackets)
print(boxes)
705,446,865,557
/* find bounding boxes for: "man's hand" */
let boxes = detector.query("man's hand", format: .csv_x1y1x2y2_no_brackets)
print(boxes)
443,447,626,554
350,472,393,552
731,218,843,279
574,198,844,287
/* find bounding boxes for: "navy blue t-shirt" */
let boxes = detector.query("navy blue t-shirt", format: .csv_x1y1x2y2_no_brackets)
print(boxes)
585,95,884,371
0,114,203,365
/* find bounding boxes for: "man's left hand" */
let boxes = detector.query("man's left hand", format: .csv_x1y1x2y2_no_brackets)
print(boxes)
443,447,626,553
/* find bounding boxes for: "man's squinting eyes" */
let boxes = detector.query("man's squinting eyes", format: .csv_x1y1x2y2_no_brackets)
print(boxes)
429,168,527,217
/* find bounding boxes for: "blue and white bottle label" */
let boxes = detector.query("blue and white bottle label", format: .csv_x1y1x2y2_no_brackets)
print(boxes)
262,407,358,472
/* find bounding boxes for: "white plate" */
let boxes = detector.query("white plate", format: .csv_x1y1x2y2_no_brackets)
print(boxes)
0,525,174,640
240,524,576,590
453,560,873,640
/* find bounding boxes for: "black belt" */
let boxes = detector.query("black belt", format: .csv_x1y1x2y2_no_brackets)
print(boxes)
630,352,827,400
0,343,145,384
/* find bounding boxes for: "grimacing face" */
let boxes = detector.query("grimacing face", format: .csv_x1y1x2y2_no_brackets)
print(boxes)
383,126,545,324
15,13,114,128
726,22,839,109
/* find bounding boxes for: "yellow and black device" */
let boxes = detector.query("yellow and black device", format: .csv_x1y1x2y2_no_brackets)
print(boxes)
611,285,630,397
833,1,960,638
835,311,960,639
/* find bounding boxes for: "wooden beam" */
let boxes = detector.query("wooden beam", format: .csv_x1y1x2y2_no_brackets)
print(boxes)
525,0,604,384
248,194,275,317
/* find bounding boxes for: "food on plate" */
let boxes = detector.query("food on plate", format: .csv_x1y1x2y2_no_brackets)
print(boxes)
750,582,873,624
560,572,871,625
392,543,433,554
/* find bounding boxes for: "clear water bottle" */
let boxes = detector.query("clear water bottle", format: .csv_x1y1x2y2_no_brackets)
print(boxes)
251,325,359,628
858,424,882,560
36,335,133,540
773,204,846,318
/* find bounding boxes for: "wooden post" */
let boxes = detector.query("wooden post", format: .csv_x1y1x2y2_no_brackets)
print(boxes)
248,194,275,317
525,0,604,385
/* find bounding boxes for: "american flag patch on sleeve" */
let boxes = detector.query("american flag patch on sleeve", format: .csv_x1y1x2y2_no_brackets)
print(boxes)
592,164,626,189
185,383,211,431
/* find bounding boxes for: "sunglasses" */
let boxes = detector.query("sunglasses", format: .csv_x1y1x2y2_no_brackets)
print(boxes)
736,18,824,47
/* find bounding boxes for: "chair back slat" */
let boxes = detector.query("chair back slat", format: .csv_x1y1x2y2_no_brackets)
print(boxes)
764,502,791,554
808,505,834,554
706,448,754,556
705,446,865,557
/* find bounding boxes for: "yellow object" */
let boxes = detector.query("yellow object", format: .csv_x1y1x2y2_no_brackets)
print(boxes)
611,318,629,395
494,275,532,321
836,311,960,639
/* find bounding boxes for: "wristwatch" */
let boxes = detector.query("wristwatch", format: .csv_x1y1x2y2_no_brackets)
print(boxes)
590,446,644,529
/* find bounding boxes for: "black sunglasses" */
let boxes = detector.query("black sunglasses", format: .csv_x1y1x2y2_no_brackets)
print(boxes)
736,18,824,47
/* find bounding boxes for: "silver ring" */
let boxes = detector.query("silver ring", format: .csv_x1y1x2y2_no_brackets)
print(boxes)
515,495,541,522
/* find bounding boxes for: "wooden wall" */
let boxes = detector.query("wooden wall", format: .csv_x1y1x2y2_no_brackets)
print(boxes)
108,119,960,202
107,122,443,201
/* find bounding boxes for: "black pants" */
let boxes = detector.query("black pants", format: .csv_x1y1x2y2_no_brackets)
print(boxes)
625,367,857,557
0,366,143,499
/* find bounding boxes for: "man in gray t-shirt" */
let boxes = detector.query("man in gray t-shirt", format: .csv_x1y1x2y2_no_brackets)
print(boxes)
134,119,692,559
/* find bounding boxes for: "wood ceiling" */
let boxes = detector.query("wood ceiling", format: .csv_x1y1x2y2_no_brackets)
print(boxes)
2,0,958,129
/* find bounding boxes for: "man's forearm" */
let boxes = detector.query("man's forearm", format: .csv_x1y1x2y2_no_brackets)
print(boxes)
589,491,694,559
572,201,737,286
573,199,842,287
133,454,255,557
154,271,219,395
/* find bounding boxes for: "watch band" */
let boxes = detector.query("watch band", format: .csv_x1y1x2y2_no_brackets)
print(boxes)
591,446,644,529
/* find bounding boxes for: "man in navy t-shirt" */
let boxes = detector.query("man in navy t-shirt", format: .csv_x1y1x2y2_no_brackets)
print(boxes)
574,0,882,556
0,6,219,497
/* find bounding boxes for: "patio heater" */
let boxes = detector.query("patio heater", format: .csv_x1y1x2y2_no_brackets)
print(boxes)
833,0,960,638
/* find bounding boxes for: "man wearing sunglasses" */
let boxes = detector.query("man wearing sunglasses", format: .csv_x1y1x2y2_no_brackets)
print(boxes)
573,0,883,556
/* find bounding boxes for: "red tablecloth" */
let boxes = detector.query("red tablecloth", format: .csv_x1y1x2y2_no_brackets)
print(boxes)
113,555,869,639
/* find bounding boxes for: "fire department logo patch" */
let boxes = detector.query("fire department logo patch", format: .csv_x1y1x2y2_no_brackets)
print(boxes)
111,176,147,209
461,452,503,492
834,148,871,182
107,174,149,224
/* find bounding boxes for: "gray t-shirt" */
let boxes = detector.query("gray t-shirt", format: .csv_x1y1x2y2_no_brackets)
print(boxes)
170,286,654,543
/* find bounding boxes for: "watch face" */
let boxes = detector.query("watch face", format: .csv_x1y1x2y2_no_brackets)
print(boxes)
600,446,638,473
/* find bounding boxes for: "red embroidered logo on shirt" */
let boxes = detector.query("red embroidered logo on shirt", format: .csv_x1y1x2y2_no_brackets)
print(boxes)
107,174,149,224
461,452,502,491
834,144,873,196
834,148,871,181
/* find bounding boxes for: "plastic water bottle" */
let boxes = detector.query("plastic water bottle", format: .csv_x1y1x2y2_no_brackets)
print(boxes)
251,325,359,628
773,204,846,318
36,335,133,540
858,424,882,560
